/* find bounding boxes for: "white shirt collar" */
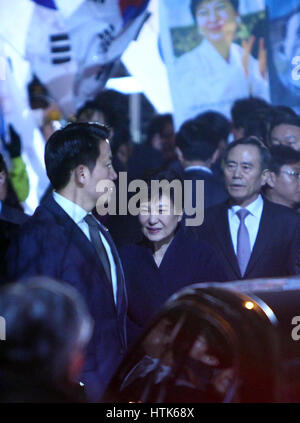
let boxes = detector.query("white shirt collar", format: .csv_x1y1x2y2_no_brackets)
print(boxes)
185,165,212,174
53,191,87,224
229,194,264,219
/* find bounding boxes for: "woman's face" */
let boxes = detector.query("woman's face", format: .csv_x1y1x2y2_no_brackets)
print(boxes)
195,0,237,43
139,194,182,244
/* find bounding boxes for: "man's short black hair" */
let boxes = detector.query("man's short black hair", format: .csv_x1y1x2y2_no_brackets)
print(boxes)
194,110,231,144
270,115,300,133
146,113,173,145
243,108,274,146
45,122,110,191
190,0,239,20
269,145,300,174
224,136,271,170
176,118,219,162
0,277,92,389
231,97,270,130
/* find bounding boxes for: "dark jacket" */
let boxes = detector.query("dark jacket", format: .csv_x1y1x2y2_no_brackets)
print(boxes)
183,167,228,210
5,195,127,401
119,224,224,346
195,198,300,282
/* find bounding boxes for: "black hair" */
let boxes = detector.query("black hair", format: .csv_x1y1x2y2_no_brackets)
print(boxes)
176,118,219,162
231,97,270,130
144,169,184,210
270,115,300,133
76,100,114,127
0,277,92,389
269,145,300,174
45,122,110,191
272,105,297,119
146,113,174,146
243,108,274,146
224,136,271,170
190,0,239,20
193,110,231,144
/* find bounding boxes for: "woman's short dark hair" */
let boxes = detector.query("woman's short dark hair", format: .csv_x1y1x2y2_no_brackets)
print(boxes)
45,122,110,191
190,0,239,20
144,169,184,212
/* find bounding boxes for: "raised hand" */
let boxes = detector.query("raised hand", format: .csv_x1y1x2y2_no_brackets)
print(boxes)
242,35,256,77
2,125,21,158
258,37,267,79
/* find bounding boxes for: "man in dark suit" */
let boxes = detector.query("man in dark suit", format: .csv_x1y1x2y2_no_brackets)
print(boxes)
0,201,28,280
196,137,300,282
6,122,127,402
176,117,228,211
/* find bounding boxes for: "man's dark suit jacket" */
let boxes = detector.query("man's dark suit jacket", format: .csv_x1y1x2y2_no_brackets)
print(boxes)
0,203,29,282
5,195,127,402
194,198,300,282
183,168,228,210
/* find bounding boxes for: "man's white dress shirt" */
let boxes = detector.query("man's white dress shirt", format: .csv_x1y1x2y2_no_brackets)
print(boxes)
53,191,118,303
227,194,264,255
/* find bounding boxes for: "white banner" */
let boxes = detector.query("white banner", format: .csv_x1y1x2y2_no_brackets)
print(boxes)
159,0,270,129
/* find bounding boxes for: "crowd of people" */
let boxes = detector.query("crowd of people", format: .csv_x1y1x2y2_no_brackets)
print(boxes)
1,91,300,402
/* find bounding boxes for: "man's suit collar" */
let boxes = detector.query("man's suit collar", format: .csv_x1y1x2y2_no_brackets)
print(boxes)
210,201,241,278
0,203,29,225
215,198,280,279
41,195,127,317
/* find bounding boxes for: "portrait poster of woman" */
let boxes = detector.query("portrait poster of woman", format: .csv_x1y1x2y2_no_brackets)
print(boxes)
266,1,300,115
159,0,270,128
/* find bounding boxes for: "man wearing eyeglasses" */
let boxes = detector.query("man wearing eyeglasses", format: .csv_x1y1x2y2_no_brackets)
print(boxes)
270,116,300,151
195,137,300,281
264,145,300,210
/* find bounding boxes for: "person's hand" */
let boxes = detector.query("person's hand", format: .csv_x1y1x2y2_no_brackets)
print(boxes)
242,35,256,77
2,125,21,158
258,37,267,79
242,36,267,79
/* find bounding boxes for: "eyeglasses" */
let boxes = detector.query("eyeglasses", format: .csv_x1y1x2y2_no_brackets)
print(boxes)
280,170,300,180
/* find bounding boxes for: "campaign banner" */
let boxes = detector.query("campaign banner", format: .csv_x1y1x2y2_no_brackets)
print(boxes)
26,0,150,115
0,0,150,211
266,0,300,114
159,0,270,129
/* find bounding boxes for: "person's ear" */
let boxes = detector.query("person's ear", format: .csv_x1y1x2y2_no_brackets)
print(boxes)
74,165,88,185
211,148,220,165
175,147,184,164
261,169,270,187
266,171,276,188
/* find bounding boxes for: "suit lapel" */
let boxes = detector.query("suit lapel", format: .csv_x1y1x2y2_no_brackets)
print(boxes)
43,196,115,297
244,200,273,277
213,203,241,279
97,220,127,316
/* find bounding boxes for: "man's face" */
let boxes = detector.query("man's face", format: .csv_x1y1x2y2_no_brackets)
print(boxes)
224,144,268,207
84,139,117,208
270,124,300,151
269,162,300,208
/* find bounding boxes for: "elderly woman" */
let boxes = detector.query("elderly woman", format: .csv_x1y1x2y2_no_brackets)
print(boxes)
119,170,224,346
175,0,269,121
